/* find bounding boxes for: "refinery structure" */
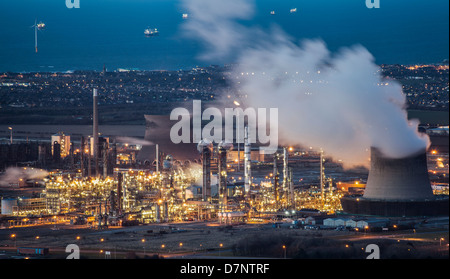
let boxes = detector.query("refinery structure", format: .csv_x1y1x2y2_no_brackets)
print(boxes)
0,88,448,229
0,80,448,261
0,88,353,226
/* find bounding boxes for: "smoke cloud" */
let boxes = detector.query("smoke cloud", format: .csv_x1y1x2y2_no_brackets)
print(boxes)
0,167,49,187
182,0,430,168
116,137,154,146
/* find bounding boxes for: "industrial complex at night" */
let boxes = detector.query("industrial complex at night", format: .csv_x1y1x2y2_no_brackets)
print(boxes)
0,85,448,260
0,0,448,264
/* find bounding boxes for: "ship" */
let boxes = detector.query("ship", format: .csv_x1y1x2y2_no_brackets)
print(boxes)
144,28,159,37
290,8,297,13
37,22,46,29
270,10,276,15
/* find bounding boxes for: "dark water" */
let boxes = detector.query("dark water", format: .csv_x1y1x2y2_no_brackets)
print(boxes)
0,0,448,73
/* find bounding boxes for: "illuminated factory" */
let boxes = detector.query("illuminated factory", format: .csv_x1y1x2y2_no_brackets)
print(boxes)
2,89,447,227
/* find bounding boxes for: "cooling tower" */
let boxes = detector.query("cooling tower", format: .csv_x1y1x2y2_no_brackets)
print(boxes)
341,147,449,217
363,147,434,201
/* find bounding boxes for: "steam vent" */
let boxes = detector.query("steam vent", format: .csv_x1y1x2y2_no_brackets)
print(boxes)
341,147,449,217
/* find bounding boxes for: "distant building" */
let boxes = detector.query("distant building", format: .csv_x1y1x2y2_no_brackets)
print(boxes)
51,132,71,158
0,197,46,216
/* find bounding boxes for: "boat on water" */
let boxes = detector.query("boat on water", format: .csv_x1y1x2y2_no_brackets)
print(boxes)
37,22,46,29
144,28,159,37
290,8,297,13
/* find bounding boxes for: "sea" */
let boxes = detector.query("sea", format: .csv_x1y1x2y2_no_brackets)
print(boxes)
0,0,448,73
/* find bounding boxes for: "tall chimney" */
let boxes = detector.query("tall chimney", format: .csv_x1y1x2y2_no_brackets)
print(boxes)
244,126,252,197
117,172,123,215
80,136,85,176
93,88,99,177
198,139,213,202
283,147,288,191
218,141,233,212
155,144,159,172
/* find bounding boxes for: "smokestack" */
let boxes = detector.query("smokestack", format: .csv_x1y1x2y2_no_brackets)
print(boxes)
198,139,213,202
218,141,233,212
320,149,324,200
156,144,159,172
87,138,92,177
289,167,294,207
103,142,108,178
117,172,123,215
156,203,161,223
283,147,288,191
363,147,434,200
273,153,279,208
93,88,99,177
244,126,251,196
164,202,169,222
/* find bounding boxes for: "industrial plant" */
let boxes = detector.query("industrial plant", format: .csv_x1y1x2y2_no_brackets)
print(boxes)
1,86,448,226
0,0,448,265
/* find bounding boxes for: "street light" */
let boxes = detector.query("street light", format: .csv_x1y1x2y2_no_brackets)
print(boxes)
11,234,16,247
8,127,12,144
142,239,146,257
282,245,286,259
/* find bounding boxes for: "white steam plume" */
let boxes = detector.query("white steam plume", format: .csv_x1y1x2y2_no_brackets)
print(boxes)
116,137,154,146
0,167,49,187
182,0,430,168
